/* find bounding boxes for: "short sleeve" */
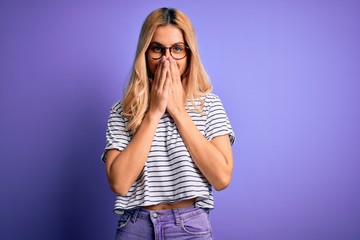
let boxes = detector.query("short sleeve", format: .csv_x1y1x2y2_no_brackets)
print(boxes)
101,101,132,163
205,94,235,145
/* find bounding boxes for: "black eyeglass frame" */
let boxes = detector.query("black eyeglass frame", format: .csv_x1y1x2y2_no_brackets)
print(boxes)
147,42,190,60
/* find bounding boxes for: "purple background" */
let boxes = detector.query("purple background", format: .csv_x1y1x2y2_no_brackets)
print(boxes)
1,0,359,239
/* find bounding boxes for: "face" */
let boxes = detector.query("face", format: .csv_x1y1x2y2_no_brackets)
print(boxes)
146,25,189,78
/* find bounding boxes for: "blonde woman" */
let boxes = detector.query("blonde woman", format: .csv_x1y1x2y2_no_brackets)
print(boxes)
102,7,235,239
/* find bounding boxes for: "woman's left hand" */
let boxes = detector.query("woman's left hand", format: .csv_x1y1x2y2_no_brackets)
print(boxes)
166,57,186,118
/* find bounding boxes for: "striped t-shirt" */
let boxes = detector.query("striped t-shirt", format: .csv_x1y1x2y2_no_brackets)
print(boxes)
102,93,235,213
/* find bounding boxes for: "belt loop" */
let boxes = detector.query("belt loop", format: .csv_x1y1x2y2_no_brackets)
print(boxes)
131,208,140,223
172,209,181,226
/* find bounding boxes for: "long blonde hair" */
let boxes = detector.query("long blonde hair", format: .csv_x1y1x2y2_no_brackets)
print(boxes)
122,7,212,133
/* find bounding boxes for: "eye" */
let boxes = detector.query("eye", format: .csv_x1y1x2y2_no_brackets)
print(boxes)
172,45,185,53
150,44,164,53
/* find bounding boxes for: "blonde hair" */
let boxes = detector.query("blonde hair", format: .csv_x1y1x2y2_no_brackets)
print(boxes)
122,7,212,133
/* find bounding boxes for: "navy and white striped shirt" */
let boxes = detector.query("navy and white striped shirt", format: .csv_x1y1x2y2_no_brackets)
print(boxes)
102,93,235,213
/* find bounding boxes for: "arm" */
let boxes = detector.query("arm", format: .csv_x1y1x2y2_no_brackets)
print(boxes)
167,57,234,190
105,57,171,195
105,112,161,195
171,108,234,191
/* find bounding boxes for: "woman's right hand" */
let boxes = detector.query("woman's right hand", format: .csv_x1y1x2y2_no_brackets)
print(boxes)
106,57,172,195
148,56,170,118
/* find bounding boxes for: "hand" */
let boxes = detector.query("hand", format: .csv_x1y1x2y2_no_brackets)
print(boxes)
148,56,171,118
166,57,186,118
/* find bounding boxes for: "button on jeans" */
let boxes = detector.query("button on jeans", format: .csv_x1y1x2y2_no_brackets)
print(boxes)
115,206,213,240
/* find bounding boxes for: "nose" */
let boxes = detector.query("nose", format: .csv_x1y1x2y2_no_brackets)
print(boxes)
164,48,171,59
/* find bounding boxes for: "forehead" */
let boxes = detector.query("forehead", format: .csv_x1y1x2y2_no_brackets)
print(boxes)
151,25,184,45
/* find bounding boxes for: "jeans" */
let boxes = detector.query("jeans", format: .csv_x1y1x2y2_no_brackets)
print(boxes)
115,205,214,240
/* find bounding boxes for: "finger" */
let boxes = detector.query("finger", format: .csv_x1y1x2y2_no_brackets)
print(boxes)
163,69,171,90
158,58,169,90
169,57,180,83
153,56,165,85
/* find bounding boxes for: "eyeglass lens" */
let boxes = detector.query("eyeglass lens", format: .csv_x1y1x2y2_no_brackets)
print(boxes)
147,43,188,60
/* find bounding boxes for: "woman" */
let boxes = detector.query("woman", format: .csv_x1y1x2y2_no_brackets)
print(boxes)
102,7,235,239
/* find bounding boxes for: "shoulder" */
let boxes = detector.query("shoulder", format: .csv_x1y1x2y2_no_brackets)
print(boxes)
108,100,130,122
110,100,124,115
201,92,224,108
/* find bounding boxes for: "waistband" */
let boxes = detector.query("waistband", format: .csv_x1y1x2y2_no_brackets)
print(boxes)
124,205,209,225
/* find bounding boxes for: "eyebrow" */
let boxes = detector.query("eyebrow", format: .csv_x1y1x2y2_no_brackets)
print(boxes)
149,41,186,46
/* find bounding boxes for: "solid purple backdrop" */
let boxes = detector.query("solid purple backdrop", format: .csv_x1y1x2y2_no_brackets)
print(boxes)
1,0,359,239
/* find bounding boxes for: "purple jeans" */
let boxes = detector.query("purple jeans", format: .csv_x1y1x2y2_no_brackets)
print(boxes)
115,206,214,240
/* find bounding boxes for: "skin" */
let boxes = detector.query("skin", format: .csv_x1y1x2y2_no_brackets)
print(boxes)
105,25,234,210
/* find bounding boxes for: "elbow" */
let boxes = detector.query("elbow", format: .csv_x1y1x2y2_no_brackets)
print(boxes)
107,171,133,196
109,182,130,196
212,175,232,191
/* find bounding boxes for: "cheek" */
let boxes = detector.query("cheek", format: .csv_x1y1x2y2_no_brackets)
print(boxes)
147,59,158,76
179,59,189,76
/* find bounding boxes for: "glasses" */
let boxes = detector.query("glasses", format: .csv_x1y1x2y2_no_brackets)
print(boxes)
147,42,190,60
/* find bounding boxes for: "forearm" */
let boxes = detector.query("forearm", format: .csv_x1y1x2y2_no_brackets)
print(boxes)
107,112,160,195
172,111,233,190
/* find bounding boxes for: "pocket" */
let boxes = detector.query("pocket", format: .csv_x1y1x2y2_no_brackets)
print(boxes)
116,211,131,230
181,209,212,235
